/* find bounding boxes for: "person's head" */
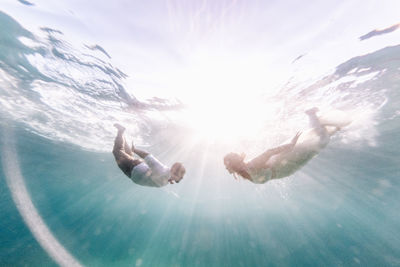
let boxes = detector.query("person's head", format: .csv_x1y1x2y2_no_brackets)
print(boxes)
170,162,186,183
223,152,246,174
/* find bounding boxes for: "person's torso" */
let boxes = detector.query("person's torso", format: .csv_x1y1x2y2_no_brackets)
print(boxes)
130,155,171,187
247,165,273,184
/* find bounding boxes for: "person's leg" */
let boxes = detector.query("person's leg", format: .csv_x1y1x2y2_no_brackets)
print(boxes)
113,124,126,155
305,107,329,147
124,139,133,156
113,123,133,156
112,123,135,161
112,124,144,177
113,123,147,159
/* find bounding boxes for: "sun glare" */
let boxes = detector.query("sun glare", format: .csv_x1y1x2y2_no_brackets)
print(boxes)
182,97,264,142
166,52,276,143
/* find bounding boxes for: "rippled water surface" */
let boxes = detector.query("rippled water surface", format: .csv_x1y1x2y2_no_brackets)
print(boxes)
1,1,400,266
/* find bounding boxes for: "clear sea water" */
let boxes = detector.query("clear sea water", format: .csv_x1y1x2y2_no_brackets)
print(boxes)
1,2,400,267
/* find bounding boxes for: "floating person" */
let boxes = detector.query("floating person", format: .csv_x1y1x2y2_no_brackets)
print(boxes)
112,124,185,187
223,108,351,183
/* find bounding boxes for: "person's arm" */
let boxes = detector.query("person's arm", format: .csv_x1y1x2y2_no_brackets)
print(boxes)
248,132,302,169
264,131,301,155
133,148,150,159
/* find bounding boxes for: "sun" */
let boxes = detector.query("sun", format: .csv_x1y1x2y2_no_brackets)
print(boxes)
137,46,281,145
163,52,275,143
180,96,265,142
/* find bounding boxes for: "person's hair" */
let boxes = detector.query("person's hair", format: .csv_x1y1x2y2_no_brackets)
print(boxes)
223,152,251,180
171,162,185,181
224,153,244,168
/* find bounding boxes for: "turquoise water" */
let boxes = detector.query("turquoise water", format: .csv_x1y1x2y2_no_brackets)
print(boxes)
1,3,400,267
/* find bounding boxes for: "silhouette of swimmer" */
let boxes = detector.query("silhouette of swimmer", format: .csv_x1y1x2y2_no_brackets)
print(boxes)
112,124,185,187
224,108,349,183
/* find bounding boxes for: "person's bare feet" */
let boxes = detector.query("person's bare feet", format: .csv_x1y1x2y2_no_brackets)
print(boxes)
113,123,126,132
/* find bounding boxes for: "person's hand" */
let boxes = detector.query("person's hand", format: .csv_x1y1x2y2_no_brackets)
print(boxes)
291,131,302,146
168,178,175,184
131,141,135,152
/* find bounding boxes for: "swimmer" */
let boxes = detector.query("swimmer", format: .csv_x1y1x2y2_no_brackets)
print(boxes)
224,107,349,183
112,124,185,187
